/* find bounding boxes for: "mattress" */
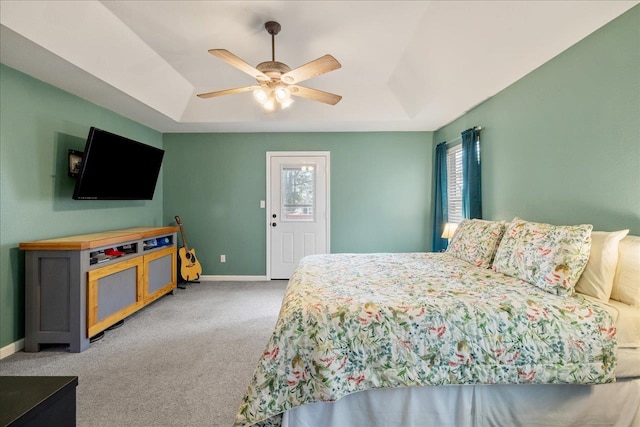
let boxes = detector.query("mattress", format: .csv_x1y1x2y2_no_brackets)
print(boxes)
583,294,640,378
585,295,640,348
618,348,640,378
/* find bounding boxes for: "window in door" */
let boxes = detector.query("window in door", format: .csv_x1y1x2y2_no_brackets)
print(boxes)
281,165,315,222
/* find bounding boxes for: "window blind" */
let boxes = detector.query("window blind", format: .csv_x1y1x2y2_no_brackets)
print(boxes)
446,144,463,224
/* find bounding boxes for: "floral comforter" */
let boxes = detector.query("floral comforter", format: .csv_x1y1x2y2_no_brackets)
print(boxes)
235,253,617,427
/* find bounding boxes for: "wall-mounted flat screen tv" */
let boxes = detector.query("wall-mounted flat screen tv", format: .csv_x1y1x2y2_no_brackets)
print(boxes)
72,127,165,200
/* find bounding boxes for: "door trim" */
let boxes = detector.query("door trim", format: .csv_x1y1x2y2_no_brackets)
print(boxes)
266,151,330,280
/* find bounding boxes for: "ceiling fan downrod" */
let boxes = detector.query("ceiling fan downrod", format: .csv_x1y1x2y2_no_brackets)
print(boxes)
265,21,281,62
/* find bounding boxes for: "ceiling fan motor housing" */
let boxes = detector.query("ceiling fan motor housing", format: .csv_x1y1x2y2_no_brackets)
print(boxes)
256,61,291,81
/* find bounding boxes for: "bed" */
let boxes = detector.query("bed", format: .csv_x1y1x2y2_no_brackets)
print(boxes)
235,218,640,427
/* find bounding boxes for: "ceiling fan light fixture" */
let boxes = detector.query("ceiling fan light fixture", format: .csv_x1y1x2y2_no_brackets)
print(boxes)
280,98,294,109
253,87,269,104
263,97,276,111
274,85,290,102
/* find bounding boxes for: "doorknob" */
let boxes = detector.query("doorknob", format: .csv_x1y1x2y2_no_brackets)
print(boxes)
272,222,277,227
272,214,277,218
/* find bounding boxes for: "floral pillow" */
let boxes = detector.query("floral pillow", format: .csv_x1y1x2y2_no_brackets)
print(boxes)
492,218,593,296
445,219,507,268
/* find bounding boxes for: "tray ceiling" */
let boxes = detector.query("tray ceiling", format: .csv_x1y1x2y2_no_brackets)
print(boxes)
1,1,637,132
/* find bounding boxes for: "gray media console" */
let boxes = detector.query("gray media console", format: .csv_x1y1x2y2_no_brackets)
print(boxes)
20,226,179,352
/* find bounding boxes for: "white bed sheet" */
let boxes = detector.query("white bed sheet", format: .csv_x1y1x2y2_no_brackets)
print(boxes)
583,295,640,378
583,294,640,348
618,348,640,378
283,378,640,427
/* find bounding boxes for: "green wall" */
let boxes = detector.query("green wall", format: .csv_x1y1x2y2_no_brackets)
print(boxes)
2,5,639,351
434,5,640,235
0,64,164,348
162,132,433,275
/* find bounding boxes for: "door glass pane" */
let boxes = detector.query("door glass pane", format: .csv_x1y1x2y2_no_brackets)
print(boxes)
281,165,315,222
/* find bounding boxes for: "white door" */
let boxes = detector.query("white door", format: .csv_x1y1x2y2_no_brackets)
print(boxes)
267,152,329,279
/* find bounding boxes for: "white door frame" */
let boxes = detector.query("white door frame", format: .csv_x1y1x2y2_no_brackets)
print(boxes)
266,151,330,280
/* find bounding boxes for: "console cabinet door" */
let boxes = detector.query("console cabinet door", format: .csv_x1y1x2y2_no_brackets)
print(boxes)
143,246,177,304
87,257,144,337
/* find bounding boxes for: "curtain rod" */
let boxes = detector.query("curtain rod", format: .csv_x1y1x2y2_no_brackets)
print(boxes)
445,125,482,145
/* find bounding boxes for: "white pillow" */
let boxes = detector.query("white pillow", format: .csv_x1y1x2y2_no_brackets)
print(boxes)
575,230,629,301
611,235,640,307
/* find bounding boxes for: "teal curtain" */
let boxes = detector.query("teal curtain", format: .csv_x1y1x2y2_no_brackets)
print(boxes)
432,142,448,251
461,128,482,219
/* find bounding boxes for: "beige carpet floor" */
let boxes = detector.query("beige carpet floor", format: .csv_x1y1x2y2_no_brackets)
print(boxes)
0,280,288,427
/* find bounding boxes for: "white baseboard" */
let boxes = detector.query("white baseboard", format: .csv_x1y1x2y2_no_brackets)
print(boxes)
199,275,269,282
0,338,24,359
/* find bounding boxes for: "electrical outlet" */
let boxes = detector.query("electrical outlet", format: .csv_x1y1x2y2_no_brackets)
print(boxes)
220,254,226,263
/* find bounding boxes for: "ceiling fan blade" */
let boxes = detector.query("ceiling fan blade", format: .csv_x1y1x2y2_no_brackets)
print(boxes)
280,54,341,85
289,85,342,105
208,49,271,82
197,85,260,99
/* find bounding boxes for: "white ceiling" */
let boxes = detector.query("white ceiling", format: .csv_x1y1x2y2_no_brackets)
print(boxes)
1,1,637,133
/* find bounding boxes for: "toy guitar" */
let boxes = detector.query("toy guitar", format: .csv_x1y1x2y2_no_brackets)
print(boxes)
175,215,202,283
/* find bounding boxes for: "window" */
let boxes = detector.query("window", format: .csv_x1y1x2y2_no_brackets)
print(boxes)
446,144,463,224
281,165,315,222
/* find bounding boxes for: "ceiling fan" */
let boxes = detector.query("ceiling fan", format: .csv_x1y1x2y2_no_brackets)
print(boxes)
197,21,342,111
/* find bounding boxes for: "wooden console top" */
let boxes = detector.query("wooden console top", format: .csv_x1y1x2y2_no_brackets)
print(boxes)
19,226,179,251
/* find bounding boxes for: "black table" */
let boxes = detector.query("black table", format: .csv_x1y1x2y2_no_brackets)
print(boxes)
0,376,78,427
